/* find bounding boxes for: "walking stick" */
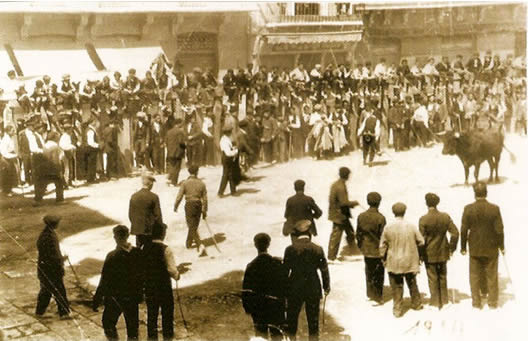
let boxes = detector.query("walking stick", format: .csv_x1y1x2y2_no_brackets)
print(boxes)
203,218,221,253
175,280,189,331
501,251,516,295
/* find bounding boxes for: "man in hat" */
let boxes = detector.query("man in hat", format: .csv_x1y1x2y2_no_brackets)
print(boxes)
128,172,163,247
149,114,165,174
419,193,459,310
380,202,424,317
92,225,143,340
143,222,180,341
133,111,150,169
356,192,386,305
242,233,287,341
174,165,208,256
82,116,100,184
59,122,78,187
166,118,186,186
357,105,380,165
36,215,71,318
327,167,359,262
35,131,65,204
283,179,322,238
388,99,405,152
284,219,330,341
218,126,239,197
102,120,120,180
461,182,505,309
185,112,203,167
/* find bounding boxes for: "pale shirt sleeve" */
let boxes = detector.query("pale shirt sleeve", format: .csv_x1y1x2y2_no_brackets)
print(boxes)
27,132,43,154
289,116,301,129
220,136,238,157
201,118,213,137
375,119,381,138
164,247,180,280
357,117,366,136
59,134,75,151
87,129,99,148
0,135,16,159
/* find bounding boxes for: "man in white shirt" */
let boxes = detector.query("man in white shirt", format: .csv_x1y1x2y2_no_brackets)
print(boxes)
357,107,381,165
0,125,18,195
412,99,430,147
218,127,239,197
59,123,77,187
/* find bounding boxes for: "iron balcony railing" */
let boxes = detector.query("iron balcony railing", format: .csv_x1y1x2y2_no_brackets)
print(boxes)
277,14,362,23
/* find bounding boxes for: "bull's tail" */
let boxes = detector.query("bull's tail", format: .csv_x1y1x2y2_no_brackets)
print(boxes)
503,143,517,164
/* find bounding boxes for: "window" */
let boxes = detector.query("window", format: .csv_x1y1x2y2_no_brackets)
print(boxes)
336,3,351,15
295,3,320,16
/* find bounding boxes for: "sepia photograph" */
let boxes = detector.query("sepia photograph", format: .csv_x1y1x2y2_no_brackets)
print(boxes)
0,0,526,340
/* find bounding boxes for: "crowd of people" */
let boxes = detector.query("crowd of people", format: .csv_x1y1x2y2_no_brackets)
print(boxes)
1,50,527,198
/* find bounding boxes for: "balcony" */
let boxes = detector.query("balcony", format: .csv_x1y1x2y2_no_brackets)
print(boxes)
263,3,363,28
277,14,362,24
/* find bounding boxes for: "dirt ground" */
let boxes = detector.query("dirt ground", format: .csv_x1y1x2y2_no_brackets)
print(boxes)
1,134,527,341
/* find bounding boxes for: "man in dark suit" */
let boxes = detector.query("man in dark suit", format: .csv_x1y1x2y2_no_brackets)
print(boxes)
128,173,163,247
356,192,386,305
419,193,459,310
102,120,119,179
283,179,322,238
35,215,71,318
242,233,287,341
149,114,165,174
166,118,185,186
284,220,330,341
92,225,143,340
327,167,359,262
461,182,505,309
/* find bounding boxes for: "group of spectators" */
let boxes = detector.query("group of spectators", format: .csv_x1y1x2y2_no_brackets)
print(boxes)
0,50,526,196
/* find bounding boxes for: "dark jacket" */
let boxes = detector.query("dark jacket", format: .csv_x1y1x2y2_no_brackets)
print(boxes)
166,125,186,160
128,188,163,236
102,125,118,153
356,207,386,258
93,245,144,307
419,208,459,263
283,192,323,236
283,237,330,299
328,179,357,224
37,226,64,279
143,242,173,298
242,253,286,322
461,198,504,258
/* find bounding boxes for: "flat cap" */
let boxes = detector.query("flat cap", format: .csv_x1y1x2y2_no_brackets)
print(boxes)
367,192,382,206
43,215,61,227
392,202,407,216
294,219,312,233
425,193,440,207
112,225,129,236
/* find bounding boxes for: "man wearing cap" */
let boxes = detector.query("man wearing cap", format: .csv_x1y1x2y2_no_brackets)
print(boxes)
242,233,287,341
166,118,186,186
419,193,459,310
93,225,143,340
327,167,359,262
284,220,330,341
218,126,239,197
283,179,322,239
174,165,208,257
143,222,180,340
133,111,150,169
36,215,71,318
461,182,505,309
380,203,424,317
129,173,163,247
356,192,387,305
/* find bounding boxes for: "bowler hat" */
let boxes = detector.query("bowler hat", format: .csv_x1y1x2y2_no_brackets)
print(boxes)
294,219,312,233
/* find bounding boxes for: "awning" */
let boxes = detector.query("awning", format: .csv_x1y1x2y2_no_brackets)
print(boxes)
266,32,362,45
13,48,96,79
95,46,165,77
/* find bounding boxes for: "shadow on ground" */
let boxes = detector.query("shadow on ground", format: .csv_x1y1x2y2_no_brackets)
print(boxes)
0,194,118,263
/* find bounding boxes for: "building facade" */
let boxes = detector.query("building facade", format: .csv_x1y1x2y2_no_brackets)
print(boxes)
0,2,255,81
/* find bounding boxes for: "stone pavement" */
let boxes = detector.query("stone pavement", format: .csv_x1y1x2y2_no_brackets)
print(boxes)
0,259,189,340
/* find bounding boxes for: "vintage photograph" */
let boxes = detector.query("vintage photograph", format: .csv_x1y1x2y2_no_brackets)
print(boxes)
0,1,526,340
